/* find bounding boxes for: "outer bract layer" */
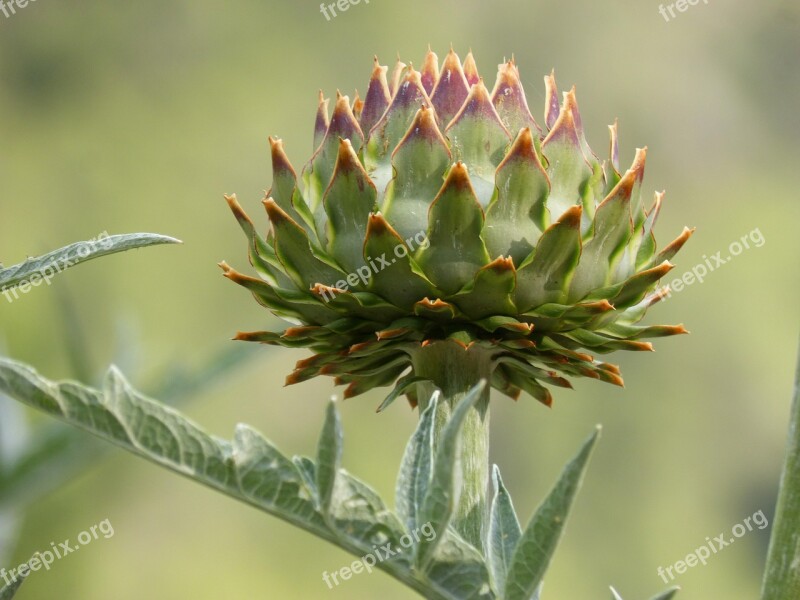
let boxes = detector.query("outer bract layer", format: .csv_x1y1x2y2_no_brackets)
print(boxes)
224,49,691,408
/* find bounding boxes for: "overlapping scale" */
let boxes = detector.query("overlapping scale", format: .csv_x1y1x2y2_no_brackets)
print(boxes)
224,49,691,409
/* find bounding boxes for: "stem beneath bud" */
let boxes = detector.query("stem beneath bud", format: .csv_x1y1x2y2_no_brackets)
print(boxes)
411,340,493,550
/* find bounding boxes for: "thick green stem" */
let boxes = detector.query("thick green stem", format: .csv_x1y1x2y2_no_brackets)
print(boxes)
761,342,800,600
412,340,493,550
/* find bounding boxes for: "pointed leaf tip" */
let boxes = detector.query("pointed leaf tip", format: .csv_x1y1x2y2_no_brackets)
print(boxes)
492,60,541,136
463,51,480,86
608,119,620,172
544,69,560,130
389,56,407,96
420,48,439,95
316,399,343,514
559,204,583,227
446,78,509,134
360,58,391,135
431,48,470,125
443,161,474,192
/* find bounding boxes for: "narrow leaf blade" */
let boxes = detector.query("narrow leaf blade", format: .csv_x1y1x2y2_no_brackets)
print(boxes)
488,464,522,596
761,344,800,600
649,586,680,600
396,392,438,531
0,233,180,293
316,400,343,515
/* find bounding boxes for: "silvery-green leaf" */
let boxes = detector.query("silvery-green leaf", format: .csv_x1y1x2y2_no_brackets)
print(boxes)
317,400,343,515
488,464,522,596
649,586,680,600
417,381,487,568
423,529,495,600
396,392,438,532
610,586,680,600
761,348,800,600
329,469,410,567
0,233,179,294
0,358,460,600
0,344,258,512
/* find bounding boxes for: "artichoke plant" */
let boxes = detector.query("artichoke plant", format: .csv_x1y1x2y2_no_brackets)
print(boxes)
224,48,691,407
224,48,691,547
1,44,797,600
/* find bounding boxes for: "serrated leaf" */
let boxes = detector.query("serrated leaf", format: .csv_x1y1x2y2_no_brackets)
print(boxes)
0,316,146,515
0,233,179,294
396,392,438,531
0,358,329,534
329,469,410,566
317,400,343,515
417,381,487,568
488,464,522,596
232,424,325,531
0,358,467,600
504,427,600,600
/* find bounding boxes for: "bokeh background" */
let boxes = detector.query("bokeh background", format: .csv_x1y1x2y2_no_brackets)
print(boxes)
1,0,798,598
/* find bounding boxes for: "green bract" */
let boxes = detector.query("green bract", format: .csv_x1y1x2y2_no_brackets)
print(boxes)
224,49,692,408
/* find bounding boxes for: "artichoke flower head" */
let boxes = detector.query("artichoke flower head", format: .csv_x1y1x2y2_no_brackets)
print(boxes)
222,48,691,409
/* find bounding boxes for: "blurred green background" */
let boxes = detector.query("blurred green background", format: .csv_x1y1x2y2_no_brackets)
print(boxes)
1,0,798,598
